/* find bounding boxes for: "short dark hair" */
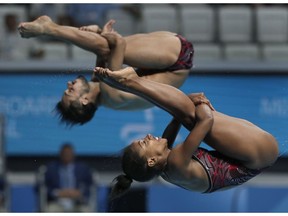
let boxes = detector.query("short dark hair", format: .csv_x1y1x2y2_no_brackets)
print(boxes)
55,100,97,127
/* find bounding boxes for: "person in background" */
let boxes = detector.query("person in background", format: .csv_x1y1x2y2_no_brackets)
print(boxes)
66,4,141,27
66,4,121,27
44,143,93,212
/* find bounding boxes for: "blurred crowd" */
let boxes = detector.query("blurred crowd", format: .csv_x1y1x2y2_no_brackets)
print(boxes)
1,4,288,63
0,3,142,61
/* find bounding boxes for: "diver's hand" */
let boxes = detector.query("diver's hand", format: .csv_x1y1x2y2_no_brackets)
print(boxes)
187,92,215,111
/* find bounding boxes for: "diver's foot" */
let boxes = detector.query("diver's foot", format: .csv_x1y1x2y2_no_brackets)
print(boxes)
18,15,52,38
93,67,138,89
112,67,138,82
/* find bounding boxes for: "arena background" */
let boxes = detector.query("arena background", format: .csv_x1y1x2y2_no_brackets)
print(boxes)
0,3,288,212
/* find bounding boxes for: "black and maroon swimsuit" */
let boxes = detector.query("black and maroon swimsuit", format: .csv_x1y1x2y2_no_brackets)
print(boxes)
137,34,194,75
164,34,194,71
193,148,262,193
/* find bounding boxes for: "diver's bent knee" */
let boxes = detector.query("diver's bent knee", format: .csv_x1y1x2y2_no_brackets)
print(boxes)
248,133,279,169
268,134,279,163
261,133,279,167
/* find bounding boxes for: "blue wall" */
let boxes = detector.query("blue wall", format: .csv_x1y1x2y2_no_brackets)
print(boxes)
0,73,287,156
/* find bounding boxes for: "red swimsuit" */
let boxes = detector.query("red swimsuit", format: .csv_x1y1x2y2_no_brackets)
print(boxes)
165,34,194,71
193,148,262,193
137,34,194,74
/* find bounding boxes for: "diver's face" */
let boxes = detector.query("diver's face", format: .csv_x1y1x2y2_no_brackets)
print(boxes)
61,75,90,107
131,134,168,159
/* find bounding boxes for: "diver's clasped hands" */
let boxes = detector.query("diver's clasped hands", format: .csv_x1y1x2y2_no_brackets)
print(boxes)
187,92,215,111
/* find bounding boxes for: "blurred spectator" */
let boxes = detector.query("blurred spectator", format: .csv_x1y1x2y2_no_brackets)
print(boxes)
66,4,142,27
66,4,121,27
0,13,44,60
44,143,94,212
117,4,142,21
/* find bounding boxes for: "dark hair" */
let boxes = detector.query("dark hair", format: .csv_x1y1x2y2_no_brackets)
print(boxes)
109,146,162,200
109,174,133,201
60,143,74,151
55,100,97,127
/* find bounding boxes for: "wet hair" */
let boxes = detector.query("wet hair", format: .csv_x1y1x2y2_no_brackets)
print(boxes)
54,74,97,126
109,145,162,200
55,100,97,127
